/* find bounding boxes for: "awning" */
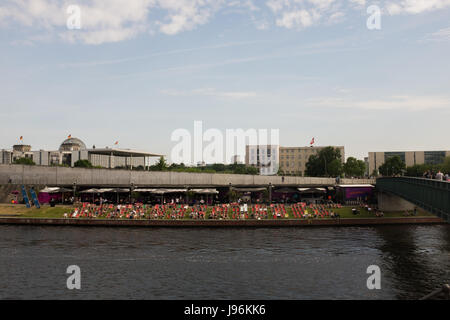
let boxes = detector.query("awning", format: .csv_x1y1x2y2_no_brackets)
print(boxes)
134,188,159,193
190,188,219,194
97,188,130,193
298,187,327,193
80,188,102,194
134,188,187,194
40,187,72,193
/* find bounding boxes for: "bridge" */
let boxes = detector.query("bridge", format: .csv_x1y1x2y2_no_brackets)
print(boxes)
377,177,450,223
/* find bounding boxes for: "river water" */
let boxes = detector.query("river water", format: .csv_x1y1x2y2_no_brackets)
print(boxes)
0,225,448,299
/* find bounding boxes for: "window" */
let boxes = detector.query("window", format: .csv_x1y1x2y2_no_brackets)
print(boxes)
385,152,406,163
424,151,446,165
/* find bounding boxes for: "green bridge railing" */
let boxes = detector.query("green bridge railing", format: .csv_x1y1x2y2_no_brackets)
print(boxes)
376,177,450,223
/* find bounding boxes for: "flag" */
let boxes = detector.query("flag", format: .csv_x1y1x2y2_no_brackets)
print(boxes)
310,137,315,145
68,134,72,139
114,141,119,145
19,136,23,141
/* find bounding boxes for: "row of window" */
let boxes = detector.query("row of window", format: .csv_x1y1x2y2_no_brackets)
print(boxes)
280,162,304,168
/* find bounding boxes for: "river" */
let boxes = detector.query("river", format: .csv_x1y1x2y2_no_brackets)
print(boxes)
0,225,448,299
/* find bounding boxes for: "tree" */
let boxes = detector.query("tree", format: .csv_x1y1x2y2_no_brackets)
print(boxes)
74,159,93,168
371,169,379,178
343,157,366,177
405,164,431,177
305,147,343,177
378,156,406,176
150,156,168,171
13,157,35,165
441,157,450,174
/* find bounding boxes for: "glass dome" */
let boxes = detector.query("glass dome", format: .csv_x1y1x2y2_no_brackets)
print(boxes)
59,137,87,151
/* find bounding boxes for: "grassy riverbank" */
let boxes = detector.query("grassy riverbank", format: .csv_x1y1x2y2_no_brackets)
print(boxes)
0,204,434,220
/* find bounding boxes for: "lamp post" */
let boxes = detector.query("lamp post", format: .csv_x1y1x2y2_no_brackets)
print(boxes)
130,182,134,204
72,182,76,203
268,182,272,205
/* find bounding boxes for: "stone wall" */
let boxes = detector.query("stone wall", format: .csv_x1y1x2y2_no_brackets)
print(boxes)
0,164,375,188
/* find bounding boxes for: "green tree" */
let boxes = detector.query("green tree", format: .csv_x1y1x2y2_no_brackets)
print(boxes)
150,156,168,171
305,147,343,177
343,157,366,177
13,157,35,165
378,156,406,176
371,169,379,177
74,159,93,168
441,157,450,174
405,164,431,177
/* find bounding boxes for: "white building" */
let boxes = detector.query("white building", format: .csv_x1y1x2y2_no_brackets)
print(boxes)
245,145,279,175
0,137,162,169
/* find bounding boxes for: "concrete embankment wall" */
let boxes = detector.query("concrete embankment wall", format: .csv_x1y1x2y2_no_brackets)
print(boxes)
378,192,417,212
0,217,442,228
0,164,375,187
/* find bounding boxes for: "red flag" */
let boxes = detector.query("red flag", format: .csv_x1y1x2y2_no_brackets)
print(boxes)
114,141,119,145
310,137,315,145
68,134,72,139
19,136,23,141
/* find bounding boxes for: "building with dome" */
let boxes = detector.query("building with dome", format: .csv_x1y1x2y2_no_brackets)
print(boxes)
0,136,162,169
59,137,87,152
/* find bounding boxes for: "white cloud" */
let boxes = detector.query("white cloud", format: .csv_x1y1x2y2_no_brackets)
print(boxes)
0,0,226,44
1,0,450,44
386,0,450,15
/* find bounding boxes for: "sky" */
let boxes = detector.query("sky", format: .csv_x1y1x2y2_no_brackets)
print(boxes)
0,0,449,164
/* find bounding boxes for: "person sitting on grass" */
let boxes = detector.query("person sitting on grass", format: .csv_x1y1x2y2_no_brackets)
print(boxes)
375,211,384,217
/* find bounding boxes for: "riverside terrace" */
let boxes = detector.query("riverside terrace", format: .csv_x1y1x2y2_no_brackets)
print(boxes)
0,164,374,188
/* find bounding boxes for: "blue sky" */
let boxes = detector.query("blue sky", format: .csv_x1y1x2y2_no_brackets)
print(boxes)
0,0,449,162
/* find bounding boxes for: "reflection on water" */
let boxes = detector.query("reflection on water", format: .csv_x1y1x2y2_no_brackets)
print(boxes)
0,225,448,299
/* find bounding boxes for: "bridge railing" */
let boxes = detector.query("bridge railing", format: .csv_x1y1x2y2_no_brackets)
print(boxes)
376,177,450,222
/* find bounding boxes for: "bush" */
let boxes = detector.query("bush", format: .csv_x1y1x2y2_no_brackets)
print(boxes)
74,159,93,168
13,158,35,165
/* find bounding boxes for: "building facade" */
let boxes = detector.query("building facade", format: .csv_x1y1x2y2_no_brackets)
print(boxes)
245,145,345,176
0,137,161,169
245,145,279,175
368,150,450,174
278,146,345,176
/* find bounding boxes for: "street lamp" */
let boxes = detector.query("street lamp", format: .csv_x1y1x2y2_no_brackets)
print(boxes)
268,182,272,205
130,182,135,204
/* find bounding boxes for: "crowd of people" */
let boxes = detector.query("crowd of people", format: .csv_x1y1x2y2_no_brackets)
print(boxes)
64,202,345,220
423,170,449,181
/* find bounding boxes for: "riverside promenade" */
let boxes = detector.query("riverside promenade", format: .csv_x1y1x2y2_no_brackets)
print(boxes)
0,216,443,228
